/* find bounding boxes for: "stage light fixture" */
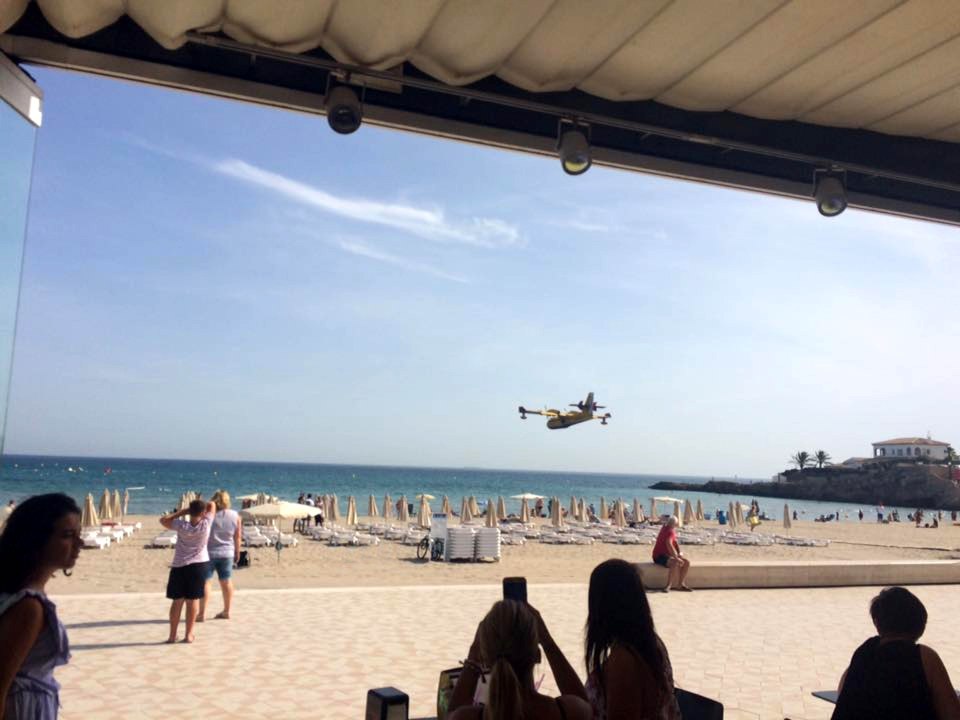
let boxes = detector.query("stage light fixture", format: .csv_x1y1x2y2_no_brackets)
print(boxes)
326,85,363,134
814,171,847,217
558,125,591,175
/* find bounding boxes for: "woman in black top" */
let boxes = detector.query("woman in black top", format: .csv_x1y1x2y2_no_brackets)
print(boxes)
832,586,960,720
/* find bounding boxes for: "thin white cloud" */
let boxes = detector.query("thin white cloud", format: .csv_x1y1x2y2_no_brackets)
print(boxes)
337,239,469,283
213,159,521,249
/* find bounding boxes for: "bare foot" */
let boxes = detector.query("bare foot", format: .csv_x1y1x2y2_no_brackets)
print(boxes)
165,637,177,644
195,616,205,623
182,635,195,644
214,611,229,620
679,585,693,592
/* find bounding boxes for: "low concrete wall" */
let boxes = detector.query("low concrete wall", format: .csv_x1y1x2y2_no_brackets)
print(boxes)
636,560,960,589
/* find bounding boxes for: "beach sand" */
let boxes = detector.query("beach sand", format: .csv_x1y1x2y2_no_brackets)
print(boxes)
51,514,960,595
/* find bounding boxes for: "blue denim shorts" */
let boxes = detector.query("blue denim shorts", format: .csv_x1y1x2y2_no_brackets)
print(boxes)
207,556,233,581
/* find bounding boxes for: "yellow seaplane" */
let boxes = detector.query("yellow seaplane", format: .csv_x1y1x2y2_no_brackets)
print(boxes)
518,392,611,430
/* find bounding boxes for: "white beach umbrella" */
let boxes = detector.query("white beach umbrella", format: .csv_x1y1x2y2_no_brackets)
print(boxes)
674,500,683,527
683,499,695,526
613,500,626,528
551,496,564,528
460,496,473,524
382,494,394,521
417,495,432,528
496,496,507,520
81,493,99,528
485,498,497,528
441,495,452,516
398,495,410,523
633,498,644,523
520,497,530,523
649,497,657,521
122,489,130,516
599,497,608,521
112,489,124,521
368,494,379,518
728,501,737,528
578,497,587,522
783,503,792,529
346,496,358,526
241,501,318,533
469,496,480,516
510,493,543,501
569,495,578,519
98,489,113,521
330,495,341,523
695,499,704,521
736,503,746,525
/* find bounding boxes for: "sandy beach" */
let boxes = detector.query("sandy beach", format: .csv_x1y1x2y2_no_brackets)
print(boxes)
50,513,960,595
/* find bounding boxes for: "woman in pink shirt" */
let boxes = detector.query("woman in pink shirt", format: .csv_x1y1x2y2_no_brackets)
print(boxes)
159,499,215,643
652,516,692,592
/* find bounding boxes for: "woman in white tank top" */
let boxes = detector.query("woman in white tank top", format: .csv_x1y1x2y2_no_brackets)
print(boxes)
198,490,240,621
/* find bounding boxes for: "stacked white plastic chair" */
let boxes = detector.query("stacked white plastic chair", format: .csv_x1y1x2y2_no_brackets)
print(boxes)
446,526,475,560
474,527,501,560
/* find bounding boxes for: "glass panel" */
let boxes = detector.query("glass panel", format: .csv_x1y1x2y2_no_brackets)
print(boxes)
0,98,37,456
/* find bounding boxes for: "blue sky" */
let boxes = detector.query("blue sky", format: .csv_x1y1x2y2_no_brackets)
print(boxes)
5,66,960,477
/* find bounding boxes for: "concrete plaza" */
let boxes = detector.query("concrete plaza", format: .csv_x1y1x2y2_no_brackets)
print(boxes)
53,583,960,719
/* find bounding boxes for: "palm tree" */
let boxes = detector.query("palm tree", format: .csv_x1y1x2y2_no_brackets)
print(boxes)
814,450,831,469
790,451,810,470
947,446,958,484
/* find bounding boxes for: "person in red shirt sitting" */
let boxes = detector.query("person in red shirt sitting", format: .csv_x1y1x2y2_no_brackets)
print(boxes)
652,516,692,592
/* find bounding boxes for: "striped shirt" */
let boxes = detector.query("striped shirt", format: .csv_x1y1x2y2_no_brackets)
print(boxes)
171,512,213,567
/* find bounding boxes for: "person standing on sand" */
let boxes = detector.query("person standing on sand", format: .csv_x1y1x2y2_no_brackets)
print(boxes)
0,494,82,720
198,490,240,622
160,499,215,643
652,516,692,592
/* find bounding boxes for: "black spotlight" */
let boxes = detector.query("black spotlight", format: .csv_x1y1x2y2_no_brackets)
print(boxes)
325,85,362,135
558,124,591,175
814,171,847,217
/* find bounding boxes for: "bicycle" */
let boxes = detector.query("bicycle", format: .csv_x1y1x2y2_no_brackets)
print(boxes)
416,536,445,561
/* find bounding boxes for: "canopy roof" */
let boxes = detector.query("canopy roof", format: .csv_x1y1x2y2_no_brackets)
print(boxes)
3,0,960,223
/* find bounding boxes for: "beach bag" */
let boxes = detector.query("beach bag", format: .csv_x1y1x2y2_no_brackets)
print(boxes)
436,666,489,718
236,551,249,568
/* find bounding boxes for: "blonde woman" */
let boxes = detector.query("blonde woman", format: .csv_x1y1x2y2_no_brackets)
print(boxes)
448,600,591,720
198,490,240,621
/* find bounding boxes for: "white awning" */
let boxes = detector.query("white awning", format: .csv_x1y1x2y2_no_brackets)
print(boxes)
3,0,959,143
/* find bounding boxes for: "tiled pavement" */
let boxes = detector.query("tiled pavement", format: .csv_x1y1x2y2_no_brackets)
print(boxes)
52,584,960,719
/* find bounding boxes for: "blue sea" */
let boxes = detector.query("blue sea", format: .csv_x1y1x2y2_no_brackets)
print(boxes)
0,454,908,520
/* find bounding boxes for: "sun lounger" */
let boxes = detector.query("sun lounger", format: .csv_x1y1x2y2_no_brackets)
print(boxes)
82,531,110,549
354,533,380,546
150,532,177,548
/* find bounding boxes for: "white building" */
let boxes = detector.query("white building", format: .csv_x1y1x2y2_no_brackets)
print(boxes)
872,437,951,461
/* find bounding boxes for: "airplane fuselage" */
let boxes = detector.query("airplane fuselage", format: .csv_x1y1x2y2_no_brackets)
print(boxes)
547,415,592,430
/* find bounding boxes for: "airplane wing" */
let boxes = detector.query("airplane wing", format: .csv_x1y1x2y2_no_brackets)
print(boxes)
519,406,560,418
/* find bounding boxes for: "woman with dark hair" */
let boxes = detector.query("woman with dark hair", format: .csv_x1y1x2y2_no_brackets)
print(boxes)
0,493,82,719
832,586,960,719
448,599,591,720
585,559,680,720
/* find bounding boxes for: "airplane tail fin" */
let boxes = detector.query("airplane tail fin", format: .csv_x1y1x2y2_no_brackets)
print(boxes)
584,392,594,412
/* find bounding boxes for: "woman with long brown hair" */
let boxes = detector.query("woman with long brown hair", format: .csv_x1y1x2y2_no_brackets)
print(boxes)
585,559,680,720
448,599,591,720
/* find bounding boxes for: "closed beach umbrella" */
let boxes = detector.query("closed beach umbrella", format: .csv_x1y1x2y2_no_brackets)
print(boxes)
459,496,472,524
112,489,124,521
417,495,432,528
649,498,657,521
551,496,564,528
579,497,587,522
728,501,737,528
496,496,507,520
368,494,379,518
469,496,481,516
122,489,130,515
256,491,267,506
99,489,113,521
346,496,358,526
736,503,746,525
382,494,394,521
613,500,626,528
398,495,410,523
485,498,497,528
520,497,530,523
683,500,695,526
696,499,704,521
674,501,683,527
441,495,452,516
783,503,792,529
330,495,341,523
569,496,578,519
599,497,608,521
81,493,99,528
633,498,644,523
